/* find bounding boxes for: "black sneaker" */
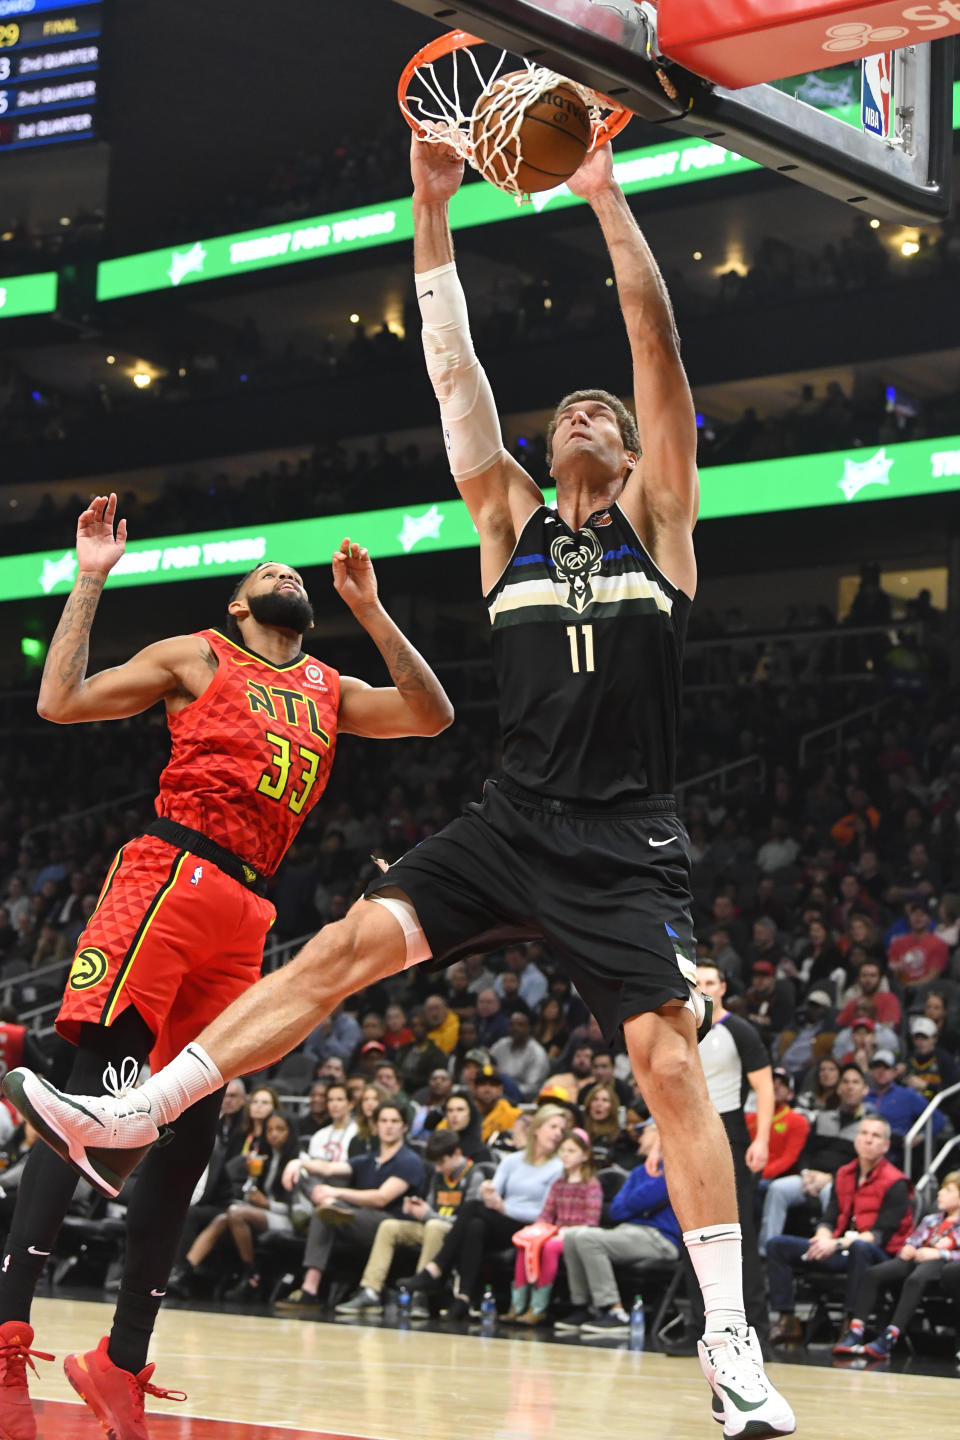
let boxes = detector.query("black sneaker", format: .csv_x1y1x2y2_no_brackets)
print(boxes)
274,1289,323,1314
401,1269,443,1295
581,1308,630,1334
554,1308,593,1332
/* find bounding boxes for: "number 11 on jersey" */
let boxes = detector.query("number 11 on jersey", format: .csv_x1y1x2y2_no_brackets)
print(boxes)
566,624,595,674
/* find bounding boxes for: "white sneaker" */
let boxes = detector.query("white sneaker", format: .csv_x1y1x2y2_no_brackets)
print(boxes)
698,1326,796,1438
3,1067,159,1199
678,958,713,1042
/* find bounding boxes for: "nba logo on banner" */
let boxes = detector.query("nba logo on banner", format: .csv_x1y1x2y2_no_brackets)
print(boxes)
861,52,892,139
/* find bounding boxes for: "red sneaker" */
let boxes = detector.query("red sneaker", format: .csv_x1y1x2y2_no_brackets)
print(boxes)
0,1320,54,1440
63,1336,186,1440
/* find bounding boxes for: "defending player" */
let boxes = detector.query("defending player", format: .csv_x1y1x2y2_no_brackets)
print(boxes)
9,142,795,1438
0,493,452,1440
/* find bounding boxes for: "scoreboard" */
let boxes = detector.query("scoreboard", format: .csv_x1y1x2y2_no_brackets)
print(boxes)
0,0,102,153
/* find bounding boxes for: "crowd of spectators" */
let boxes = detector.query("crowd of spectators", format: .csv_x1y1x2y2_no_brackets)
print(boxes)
1,615,958,1356
5,366,960,556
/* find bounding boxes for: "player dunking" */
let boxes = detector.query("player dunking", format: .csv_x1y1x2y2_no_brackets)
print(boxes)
0,494,453,1440
10,142,795,1437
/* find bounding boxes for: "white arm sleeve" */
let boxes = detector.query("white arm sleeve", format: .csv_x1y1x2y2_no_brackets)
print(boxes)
416,261,506,483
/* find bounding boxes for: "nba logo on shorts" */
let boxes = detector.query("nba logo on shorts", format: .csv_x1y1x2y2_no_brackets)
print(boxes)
861,53,892,140
191,865,203,886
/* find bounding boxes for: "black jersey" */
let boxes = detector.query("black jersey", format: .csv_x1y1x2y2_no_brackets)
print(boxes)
485,502,690,805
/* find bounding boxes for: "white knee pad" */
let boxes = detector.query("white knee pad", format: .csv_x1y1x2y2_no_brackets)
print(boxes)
367,892,433,969
417,261,505,483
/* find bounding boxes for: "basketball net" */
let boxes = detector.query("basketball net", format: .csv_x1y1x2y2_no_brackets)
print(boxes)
399,31,630,203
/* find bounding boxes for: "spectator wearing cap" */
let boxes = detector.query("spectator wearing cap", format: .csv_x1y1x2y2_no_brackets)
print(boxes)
832,1011,899,1070
475,988,509,1049
759,1063,875,1256
561,1120,681,1335
495,943,548,1012
424,993,460,1055
471,1065,523,1143
766,1115,913,1345
836,957,902,1030
745,957,796,1044
491,1012,550,1100
901,1015,959,1102
355,1039,388,1078
535,1082,582,1125
776,989,837,1077
747,1070,810,1182
887,901,949,995
866,1049,944,1155
396,1009,449,1095
334,1128,484,1317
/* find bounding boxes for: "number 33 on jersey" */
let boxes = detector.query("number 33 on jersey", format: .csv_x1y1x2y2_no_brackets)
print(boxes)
155,629,340,877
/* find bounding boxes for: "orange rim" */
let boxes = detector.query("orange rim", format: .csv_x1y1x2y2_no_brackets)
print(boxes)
398,28,632,149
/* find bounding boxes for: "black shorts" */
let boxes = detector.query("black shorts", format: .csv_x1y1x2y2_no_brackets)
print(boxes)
364,776,696,1043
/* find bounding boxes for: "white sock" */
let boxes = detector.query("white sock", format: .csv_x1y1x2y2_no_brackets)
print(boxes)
683,1223,747,1335
137,1043,224,1126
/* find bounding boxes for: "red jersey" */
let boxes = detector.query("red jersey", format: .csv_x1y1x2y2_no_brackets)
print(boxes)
155,629,339,875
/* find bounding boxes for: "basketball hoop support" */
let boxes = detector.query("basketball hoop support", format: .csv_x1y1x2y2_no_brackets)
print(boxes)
388,0,953,220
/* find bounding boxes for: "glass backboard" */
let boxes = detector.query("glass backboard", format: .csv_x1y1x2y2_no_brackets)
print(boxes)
388,0,954,221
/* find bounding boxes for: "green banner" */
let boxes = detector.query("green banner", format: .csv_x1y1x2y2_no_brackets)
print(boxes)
0,272,58,321
96,133,760,301
94,79,960,303
4,432,959,603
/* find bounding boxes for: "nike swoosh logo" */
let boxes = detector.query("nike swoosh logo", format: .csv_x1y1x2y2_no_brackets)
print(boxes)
27,1246,51,1257
418,289,434,300
698,1230,741,1243
717,1383,766,1414
648,836,676,847
150,1288,166,1298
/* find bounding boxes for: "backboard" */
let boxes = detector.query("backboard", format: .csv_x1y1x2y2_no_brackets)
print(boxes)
388,0,954,221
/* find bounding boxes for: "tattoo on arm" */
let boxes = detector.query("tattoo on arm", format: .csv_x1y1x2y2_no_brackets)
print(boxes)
47,574,104,697
384,637,429,696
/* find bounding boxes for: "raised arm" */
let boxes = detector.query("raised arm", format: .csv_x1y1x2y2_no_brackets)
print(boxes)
332,539,454,738
411,135,542,594
37,493,212,724
567,146,698,597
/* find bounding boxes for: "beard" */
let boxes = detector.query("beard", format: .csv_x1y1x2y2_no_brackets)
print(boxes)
247,588,314,634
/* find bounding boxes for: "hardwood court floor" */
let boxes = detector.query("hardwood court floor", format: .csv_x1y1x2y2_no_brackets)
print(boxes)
25,1296,958,1439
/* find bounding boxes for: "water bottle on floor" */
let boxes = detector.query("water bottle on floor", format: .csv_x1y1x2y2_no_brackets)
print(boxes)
397,1284,411,1331
480,1286,497,1336
629,1294,645,1351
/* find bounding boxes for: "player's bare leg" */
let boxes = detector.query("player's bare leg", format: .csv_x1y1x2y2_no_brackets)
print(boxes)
3,895,410,1194
625,1008,795,1438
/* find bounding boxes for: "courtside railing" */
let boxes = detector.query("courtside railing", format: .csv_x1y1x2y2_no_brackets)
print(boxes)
903,1080,960,1186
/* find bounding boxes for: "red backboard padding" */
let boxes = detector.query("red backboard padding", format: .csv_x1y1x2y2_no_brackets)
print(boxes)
656,0,960,88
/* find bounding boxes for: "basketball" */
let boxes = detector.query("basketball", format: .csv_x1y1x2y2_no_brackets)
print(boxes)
471,72,592,194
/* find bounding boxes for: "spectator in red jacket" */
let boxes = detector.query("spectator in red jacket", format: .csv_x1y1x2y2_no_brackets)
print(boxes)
766,1116,912,1345
887,901,949,993
747,1069,810,1181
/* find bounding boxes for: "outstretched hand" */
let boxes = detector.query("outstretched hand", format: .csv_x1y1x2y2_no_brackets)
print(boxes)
76,493,127,577
332,538,379,613
566,140,616,201
410,129,465,204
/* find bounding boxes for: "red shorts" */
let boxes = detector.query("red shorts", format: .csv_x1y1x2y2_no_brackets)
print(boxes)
57,834,275,1069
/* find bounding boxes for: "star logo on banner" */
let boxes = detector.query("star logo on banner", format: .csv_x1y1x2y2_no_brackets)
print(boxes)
837,448,894,501
168,241,208,288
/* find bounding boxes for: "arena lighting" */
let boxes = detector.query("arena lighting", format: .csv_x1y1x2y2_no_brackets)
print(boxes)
2,430,959,604
901,240,921,256
132,371,152,388
105,355,116,365
870,218,881,228
349,313,360,323
692,250,703,260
